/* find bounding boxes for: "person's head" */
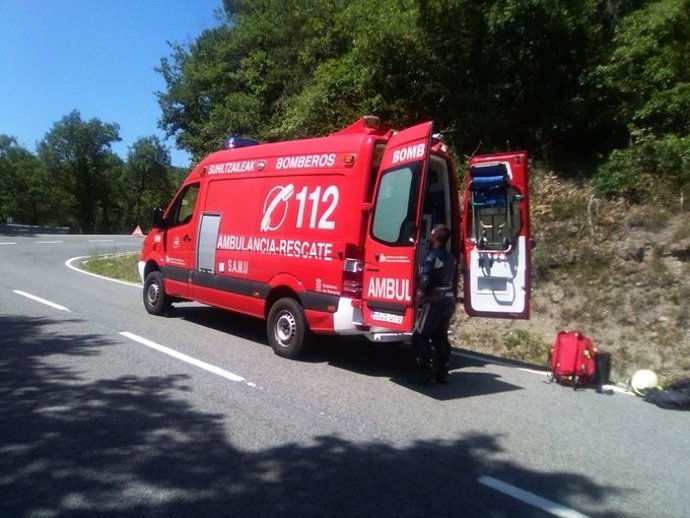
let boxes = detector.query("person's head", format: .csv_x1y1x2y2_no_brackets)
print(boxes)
431,224,450,247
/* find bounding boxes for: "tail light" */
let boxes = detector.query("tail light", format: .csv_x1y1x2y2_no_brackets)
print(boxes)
342,244,363,299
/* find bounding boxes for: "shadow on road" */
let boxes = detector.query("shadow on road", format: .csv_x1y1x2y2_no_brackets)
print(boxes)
0,314,626,517
157,306,527,400
171,304,268,345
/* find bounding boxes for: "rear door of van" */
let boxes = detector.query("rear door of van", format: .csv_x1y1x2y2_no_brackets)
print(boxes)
360,122,434,332
462,152,531,318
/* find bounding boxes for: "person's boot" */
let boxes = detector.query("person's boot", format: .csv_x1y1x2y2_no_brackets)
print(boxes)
408,360,434,386
435,363,450,384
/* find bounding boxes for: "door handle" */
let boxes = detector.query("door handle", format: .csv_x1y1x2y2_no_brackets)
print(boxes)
183,235,192,242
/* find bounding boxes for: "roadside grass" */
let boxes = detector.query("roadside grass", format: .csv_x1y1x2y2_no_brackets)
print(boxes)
81,252,140,284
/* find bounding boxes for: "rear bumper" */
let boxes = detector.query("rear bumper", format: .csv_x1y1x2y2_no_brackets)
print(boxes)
365,332,411,343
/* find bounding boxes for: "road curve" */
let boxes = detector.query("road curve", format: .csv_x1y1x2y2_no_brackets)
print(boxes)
1,233,688,517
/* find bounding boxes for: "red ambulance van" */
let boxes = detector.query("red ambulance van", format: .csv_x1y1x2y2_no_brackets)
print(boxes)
139,116,530,358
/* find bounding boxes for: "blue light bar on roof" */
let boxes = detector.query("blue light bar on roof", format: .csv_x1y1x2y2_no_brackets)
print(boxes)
224,135,260,149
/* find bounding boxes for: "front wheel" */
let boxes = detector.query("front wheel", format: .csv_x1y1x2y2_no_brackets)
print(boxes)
267,298,310,359
143,271,172,315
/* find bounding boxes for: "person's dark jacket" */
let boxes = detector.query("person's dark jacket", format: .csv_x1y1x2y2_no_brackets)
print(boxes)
419,247,456,300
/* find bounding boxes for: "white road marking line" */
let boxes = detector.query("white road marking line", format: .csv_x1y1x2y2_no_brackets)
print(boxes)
0,242,17,245
478,476,592,518
120,331,247,384
88,239,115,242
453,350,630,395
35,240,63,244
65,255,142,287
13,290,71,312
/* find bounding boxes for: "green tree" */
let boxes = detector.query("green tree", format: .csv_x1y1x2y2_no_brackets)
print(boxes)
275,0,424,138
124,136,174,230
595,0,690,136
96,152,126,233
416,0,635,162
593,0,690,199
158,0,690,192
158,0,350,158
38,110,122,233
0,136,51,225
158,0,625,166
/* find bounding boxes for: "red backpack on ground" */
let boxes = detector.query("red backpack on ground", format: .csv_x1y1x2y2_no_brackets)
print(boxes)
549,331,597,387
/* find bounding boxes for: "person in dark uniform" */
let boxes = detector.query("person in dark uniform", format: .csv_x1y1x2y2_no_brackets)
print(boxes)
410,224,457,385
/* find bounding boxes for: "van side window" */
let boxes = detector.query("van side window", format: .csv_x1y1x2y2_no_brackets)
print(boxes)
169,183,200,227
371,163,421,245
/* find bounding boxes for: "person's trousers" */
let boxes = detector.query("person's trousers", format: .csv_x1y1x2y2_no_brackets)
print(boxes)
412,297,455,369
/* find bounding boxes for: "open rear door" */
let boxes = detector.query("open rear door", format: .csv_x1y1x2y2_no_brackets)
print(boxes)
462,152,530,319
361,122,433,332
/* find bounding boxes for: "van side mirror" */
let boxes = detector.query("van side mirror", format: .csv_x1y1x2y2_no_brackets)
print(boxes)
152,207,165,228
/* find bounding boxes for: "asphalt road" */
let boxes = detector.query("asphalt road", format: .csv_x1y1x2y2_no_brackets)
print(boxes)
1,234,688,518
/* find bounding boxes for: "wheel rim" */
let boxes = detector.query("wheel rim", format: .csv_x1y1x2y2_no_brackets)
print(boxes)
147,282,160,306
275,311,296,347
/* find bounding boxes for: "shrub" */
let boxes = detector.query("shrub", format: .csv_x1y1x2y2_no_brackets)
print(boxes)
593,134,690,203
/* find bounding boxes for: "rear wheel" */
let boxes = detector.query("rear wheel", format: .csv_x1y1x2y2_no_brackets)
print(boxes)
267,297,310,359
143,271,172,315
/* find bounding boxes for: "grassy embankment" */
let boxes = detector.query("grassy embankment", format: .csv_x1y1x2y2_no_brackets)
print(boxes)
81,252,140,284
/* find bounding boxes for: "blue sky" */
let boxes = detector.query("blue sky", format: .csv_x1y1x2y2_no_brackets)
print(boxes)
0,0,223,167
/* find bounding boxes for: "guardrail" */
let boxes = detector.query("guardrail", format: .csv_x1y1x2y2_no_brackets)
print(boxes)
0,223,71,235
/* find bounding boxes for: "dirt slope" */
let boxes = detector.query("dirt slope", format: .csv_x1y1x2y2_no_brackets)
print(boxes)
452,171,690,385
